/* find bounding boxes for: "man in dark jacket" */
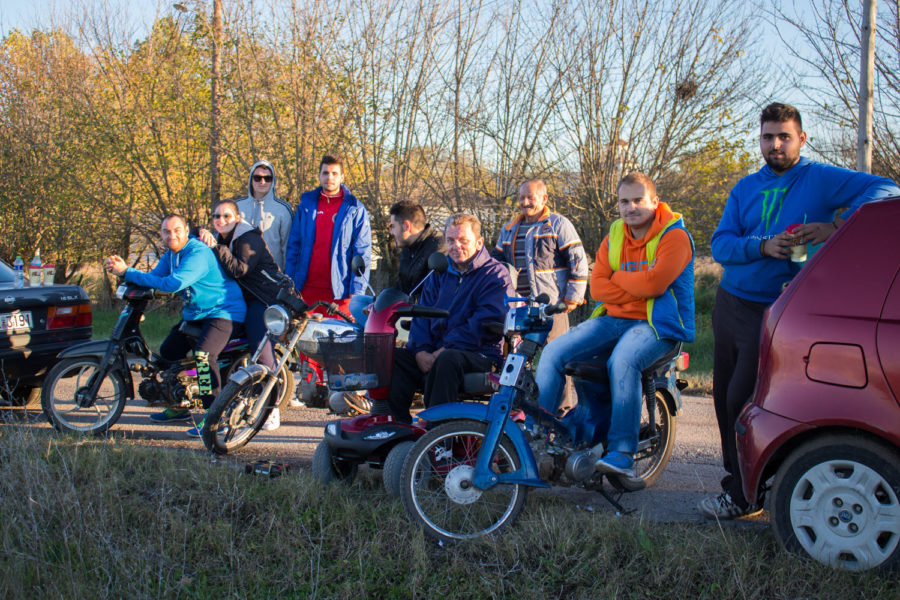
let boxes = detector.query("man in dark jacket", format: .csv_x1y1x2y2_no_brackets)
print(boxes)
378,214,514,423
390,201,446,296
349,201,446,326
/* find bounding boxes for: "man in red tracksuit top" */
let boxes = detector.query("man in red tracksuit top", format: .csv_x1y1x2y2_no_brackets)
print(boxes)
284,154,372,316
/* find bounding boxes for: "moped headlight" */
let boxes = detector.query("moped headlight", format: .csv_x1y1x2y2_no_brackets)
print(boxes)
263,305,290,336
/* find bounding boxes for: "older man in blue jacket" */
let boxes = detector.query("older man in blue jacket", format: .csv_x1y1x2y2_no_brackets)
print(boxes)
379,213,515,423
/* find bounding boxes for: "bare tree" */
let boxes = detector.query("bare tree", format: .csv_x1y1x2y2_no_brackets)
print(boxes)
556,0,764,250
772,0,900,183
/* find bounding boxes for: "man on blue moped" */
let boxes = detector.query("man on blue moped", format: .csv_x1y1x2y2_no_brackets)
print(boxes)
534,172,694,478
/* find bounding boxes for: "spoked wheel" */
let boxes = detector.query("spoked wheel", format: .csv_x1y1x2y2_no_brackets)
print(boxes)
41,358,127,435
202,366,291,455
399,420,528,543
611,390,676,492
312,440,358,484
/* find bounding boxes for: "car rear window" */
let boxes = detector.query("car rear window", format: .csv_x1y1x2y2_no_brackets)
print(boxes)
0,260,14,284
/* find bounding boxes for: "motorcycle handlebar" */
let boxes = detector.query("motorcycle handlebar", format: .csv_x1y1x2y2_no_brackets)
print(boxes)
307,300,354,323
544,302,568,316
395,306,450,319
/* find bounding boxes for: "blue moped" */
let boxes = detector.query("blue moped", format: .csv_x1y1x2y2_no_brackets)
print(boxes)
398,294,688,542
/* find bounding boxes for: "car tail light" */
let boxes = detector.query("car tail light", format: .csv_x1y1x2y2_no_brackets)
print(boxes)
47,303,92,329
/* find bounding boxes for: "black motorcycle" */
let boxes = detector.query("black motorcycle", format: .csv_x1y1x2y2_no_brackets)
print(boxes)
41,283,285,435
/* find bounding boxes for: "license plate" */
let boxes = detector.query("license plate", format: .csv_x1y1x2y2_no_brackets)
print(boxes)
1,310,33,333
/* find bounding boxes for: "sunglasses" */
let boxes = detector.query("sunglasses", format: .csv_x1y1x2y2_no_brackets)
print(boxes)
253,174,273,183
212,213,234,219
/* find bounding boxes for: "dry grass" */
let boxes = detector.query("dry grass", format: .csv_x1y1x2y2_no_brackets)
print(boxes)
1,425,895,599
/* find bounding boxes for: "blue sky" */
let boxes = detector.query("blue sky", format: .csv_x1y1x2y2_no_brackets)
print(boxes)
0,0,162,39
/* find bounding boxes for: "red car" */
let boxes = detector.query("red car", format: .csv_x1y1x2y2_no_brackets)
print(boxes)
737,196,900,571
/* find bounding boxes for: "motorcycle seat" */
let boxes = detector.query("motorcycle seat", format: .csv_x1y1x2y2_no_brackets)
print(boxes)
461,372,498,396
178,321,246,342
178,321,204,339
563,343,682,383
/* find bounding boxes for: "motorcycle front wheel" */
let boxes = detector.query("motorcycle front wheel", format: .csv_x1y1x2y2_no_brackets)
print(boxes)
201,364,292,455
41,358,128,435
399,420,528,543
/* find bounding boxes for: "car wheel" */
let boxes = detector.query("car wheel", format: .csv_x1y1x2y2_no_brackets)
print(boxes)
771,433,900,571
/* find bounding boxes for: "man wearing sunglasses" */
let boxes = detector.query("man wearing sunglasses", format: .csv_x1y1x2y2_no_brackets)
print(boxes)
237,160,293,269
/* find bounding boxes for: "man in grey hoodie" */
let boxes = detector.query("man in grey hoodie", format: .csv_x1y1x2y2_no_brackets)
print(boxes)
237,161,294,269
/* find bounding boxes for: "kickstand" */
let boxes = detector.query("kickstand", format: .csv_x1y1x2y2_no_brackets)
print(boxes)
595,474,636,515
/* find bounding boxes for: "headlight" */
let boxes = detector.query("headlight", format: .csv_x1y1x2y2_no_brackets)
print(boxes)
115,285,126,299
263,305,290,336
325,422,339,437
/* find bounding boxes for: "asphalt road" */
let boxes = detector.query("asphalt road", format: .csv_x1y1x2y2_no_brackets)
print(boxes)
6,393,769,526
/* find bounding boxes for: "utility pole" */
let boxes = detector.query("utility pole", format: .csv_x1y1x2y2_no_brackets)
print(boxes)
857,0,877,173
210,0,223,207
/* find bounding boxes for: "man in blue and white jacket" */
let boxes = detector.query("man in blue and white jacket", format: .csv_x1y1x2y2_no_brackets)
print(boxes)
284,155,371,317
105,214,246,429
493,178,588,411
379,214,515,424
701,102,900,520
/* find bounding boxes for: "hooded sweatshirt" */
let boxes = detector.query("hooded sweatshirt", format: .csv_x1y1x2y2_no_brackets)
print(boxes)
237,160,294,269
591,201,694,341
124,237,246,323
711,157,899,303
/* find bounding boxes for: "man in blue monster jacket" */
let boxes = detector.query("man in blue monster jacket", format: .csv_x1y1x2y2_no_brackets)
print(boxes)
700,102,900,520
377,213,515,424
105,214,246,434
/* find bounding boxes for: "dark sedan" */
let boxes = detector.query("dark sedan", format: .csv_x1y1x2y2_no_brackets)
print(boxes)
0,260,92,405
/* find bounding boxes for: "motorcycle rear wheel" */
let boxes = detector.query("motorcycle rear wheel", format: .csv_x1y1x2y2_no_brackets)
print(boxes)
201,363,292,455
399,420,528,543
612,390,676,491
41,358,127,435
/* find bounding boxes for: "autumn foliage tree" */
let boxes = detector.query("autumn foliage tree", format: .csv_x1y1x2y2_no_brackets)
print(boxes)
0,0,772,287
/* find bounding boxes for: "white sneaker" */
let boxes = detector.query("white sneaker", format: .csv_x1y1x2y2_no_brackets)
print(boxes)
262,407,281,431
289,397,304,408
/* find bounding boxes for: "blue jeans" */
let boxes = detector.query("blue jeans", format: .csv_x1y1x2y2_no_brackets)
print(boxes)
245,299,275,369
535,316,675,454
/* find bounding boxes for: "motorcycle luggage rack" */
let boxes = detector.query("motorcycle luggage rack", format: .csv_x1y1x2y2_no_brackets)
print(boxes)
319,332,394,391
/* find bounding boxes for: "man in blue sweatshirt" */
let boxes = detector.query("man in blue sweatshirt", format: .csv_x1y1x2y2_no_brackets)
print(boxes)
700,103,900,519
105,214,246,432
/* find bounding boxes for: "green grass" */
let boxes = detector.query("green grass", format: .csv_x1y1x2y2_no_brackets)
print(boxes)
680,266,718,395
0,426,895,599
92,307,177,350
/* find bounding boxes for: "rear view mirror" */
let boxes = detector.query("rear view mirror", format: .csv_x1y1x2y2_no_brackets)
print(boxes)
351,255,366,277
427,252,449,274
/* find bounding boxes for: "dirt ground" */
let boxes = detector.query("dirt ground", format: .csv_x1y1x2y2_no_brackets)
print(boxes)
5,392,769,528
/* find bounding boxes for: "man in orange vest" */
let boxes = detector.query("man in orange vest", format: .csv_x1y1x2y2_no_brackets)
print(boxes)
533,172,695,477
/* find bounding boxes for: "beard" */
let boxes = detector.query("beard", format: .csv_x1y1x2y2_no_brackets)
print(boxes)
764,152,799,174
